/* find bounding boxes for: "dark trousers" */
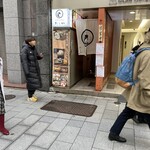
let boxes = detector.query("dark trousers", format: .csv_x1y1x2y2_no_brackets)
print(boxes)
110,106,150,135
28,89,35,98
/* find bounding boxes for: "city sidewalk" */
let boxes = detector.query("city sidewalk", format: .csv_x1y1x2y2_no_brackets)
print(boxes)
0,87,150,150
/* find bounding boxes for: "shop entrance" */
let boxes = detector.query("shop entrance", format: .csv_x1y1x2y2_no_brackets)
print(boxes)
52,6,150,94
71,54,96,92
72,6,150,93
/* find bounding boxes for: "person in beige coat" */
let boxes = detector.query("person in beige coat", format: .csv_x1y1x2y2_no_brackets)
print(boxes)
108,30,150,143
0,57,9,135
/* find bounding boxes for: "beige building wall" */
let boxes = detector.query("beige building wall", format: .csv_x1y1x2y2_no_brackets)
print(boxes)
111,21,122,73
52,0,149,9
122,33,136,58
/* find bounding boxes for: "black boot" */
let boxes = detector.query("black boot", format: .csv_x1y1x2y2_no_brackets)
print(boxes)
108,132,126,142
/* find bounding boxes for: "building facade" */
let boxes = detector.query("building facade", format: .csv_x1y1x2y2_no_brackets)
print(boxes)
0,0,150,92
0,0,52,91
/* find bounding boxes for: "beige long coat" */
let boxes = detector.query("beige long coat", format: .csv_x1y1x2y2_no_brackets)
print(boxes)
127,43,150,114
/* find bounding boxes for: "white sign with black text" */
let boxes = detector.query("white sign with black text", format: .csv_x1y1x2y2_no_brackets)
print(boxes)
52,9,72,27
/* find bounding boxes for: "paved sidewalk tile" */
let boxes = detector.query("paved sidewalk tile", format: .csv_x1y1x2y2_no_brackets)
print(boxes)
67,120,84,128
15,108,36,119
47,118,69,132
70,136,94,150
113,143,135,150
103,109,118,120
135,137,150,150
5,134,36,150
93,131,114,150
0,88,149,150
49,141,72,150
2,125,29,141
120,128,134,146
57,126,80,143
135,128,150,140
5,118,23,130
32,131,59,149
79,122,99,138
40,116,56,124
98,118,115,132
85,112,102,123
26,122,49,136
28,146,46,150
20,115,41,126
5,111,18,121
0,139,12,150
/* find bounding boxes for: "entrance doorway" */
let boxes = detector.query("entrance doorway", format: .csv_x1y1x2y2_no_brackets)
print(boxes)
70,6,150,93
71,8,114,92
71,9,98,92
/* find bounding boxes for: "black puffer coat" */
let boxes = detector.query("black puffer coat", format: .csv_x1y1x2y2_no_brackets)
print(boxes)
20,43,42,90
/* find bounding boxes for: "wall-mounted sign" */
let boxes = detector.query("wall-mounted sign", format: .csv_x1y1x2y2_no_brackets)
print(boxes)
52,9,72,27
98,24,103,43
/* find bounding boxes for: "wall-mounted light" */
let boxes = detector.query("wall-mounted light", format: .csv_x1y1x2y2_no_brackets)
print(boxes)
129,20,133,22
130,11,135,14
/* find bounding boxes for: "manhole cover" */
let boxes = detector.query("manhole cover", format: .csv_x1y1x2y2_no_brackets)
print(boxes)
5,95,16,100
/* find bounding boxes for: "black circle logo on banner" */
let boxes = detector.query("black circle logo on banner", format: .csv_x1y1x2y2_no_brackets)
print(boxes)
56,10,63,18
81,29,94,47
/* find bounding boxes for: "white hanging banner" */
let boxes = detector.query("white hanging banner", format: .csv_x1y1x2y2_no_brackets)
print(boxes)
76,19,98,55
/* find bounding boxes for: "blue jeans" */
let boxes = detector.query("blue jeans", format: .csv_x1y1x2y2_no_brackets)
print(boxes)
110,106,150,135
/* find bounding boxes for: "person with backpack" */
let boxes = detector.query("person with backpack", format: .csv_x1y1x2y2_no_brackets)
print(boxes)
108,30,150,143
121,43,147,124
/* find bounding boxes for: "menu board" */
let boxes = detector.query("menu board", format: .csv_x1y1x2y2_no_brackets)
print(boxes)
52,30,70,87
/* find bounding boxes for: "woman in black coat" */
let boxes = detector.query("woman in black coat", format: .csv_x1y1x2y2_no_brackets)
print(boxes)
20,37,43,102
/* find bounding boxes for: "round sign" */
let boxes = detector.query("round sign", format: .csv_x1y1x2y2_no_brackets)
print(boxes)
81,29,94,47
56,10,63,18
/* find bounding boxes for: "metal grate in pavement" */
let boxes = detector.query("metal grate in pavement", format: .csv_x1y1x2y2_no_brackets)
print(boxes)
5,94,16,100
41,100,97,117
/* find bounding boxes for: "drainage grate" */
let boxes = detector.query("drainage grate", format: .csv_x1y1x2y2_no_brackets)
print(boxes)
5,94,16,100
41,100,97,117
